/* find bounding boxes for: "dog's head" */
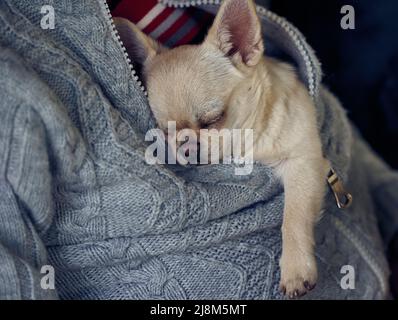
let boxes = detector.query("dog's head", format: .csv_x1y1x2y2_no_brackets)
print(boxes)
115,0,264,161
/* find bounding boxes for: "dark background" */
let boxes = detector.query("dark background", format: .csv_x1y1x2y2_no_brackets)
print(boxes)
266,0,398,299
267,0,398,169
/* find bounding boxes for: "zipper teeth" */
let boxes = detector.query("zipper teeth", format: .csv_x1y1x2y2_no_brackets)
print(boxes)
102,0,320,98
101,0,148,96
159,0,319,98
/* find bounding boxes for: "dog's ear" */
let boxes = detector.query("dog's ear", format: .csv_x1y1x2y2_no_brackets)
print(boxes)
205,0,264,67
113,17,164,67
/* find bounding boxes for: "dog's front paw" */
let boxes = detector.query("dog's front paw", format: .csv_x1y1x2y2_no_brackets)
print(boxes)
279,253,317,299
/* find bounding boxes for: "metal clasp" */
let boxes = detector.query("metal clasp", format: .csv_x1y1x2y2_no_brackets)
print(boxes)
327,168,353,209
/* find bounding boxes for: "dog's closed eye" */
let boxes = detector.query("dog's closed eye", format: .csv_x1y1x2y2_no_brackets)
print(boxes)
199,110,225,128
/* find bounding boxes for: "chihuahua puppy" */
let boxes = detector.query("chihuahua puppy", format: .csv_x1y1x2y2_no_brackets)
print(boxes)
114,0,330,298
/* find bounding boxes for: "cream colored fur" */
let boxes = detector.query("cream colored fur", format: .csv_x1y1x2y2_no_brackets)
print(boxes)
114,0,330,298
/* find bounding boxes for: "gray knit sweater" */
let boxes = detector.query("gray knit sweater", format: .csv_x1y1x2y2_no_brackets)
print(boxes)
0,0,397,299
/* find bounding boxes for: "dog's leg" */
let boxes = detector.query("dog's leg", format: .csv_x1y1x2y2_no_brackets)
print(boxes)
277,156,329,298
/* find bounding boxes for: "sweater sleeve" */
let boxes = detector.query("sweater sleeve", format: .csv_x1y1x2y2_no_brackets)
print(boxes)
352,129,398,247
0,49,58,300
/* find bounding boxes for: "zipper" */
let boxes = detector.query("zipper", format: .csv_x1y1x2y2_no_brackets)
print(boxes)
98,0,388,296
101,0,148,95
102,0,349,210
98,4,383,295
102,0,320,98
327,168,353,209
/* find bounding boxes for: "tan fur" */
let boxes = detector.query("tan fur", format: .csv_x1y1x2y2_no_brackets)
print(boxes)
114,0,330,298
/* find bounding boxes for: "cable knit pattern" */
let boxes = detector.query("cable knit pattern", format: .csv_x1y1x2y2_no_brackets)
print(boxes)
0,0,396,299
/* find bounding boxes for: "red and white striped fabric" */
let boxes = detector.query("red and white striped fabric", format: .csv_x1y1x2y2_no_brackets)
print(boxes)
111,0,213,47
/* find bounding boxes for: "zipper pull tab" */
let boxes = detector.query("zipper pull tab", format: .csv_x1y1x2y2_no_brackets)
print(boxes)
327,168,353,209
